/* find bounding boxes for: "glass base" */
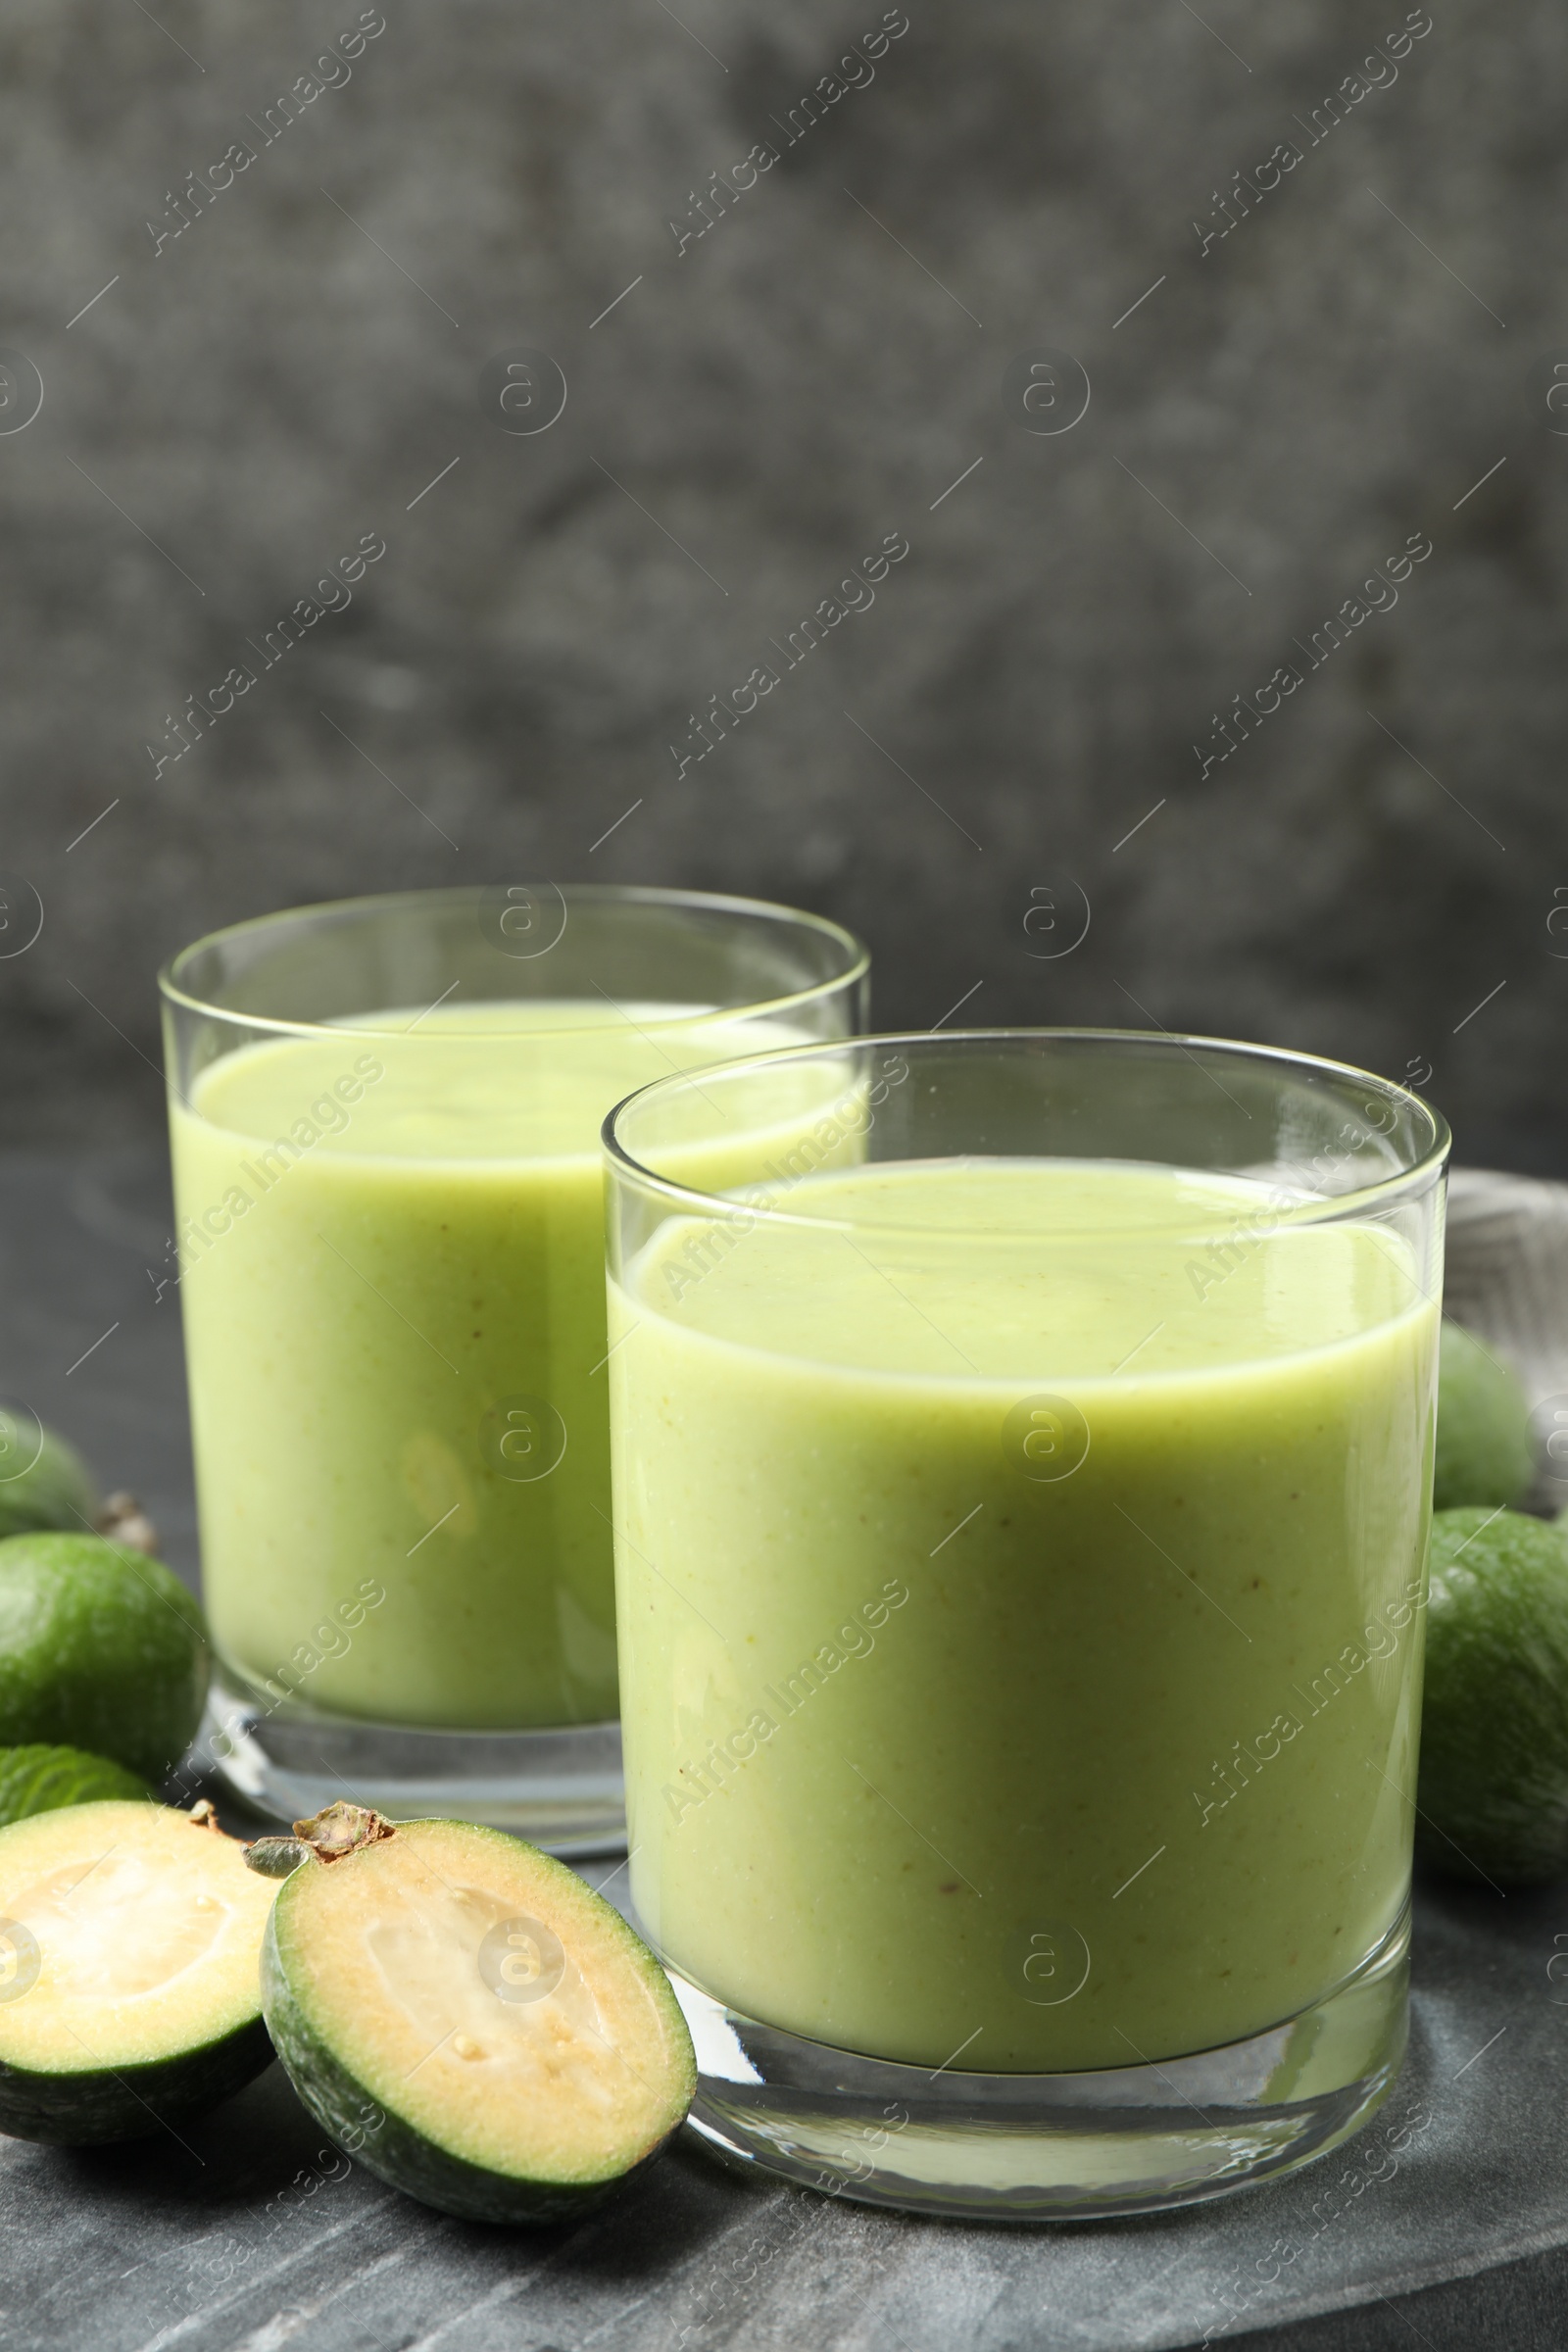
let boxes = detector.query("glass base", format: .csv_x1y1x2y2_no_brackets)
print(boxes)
201,1674,625,1854
662,1906,1409,2221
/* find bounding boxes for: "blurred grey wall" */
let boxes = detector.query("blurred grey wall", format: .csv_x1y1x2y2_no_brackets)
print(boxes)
1,0,1563,1164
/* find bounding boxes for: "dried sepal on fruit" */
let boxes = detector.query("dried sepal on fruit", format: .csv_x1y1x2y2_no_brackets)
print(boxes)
93,1493,160,1556
246,1803,397,1881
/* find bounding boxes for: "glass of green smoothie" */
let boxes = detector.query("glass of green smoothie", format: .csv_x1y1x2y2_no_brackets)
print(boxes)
604,1029,1447,2217
160,886,868,1848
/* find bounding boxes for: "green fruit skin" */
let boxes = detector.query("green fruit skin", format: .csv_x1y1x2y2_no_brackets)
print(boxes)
1416,1506,1568,1885
0,1426,97,1544
0,1535,210,1783
1433,1323,1536,1511
0,1743,150,1827
262,1828,697,2226
263,1912,639,2224
0,2016,272,2146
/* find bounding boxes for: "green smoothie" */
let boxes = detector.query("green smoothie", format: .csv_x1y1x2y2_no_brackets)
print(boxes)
610,1159,1437,2071
170,1003,825,1729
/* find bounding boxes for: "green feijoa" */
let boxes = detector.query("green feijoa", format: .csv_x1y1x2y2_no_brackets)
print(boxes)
0,1533,209,1782
0,1800,274,2143
260,1806,696,2224
1433,1323,1535,1511
0,1420,97,1544
0,1743,150,1827
1417,1505,1568,1885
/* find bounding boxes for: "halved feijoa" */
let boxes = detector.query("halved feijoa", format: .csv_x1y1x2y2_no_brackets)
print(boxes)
0,1799,275,2143
260,1805,696,2224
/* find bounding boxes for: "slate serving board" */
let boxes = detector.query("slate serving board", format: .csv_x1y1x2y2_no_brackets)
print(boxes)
1,1146,1565,2352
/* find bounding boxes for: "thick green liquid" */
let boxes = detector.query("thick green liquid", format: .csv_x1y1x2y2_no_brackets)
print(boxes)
171,1004,823,1728
612,1158,1437,2070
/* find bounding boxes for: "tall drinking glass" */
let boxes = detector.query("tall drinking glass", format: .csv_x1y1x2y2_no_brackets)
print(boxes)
160,886,868,1847
604,1030,1447,2217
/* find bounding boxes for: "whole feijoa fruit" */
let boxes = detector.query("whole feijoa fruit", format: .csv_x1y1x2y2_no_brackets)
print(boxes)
1417,1506,1568,1885
0,1419,97,1544
1433,1323,1535,1511
0,1534,209,1782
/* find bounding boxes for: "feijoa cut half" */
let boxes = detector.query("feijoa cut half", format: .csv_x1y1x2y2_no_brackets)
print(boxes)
0,1799,275,2143
259,1805,697,2224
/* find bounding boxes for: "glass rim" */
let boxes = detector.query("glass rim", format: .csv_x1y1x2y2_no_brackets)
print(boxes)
158,883,870,1042
603,1026,1452,1242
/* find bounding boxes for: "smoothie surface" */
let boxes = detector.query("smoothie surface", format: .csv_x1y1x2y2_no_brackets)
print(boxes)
192,999,773,1160
639,1157,1425,1381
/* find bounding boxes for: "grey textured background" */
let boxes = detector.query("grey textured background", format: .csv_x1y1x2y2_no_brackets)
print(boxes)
0,0,1561,1166
1,19,1564,2333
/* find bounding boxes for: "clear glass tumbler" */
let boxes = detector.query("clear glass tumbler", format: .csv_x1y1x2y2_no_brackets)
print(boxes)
160,885,868,1848
603,1029,1447,2217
